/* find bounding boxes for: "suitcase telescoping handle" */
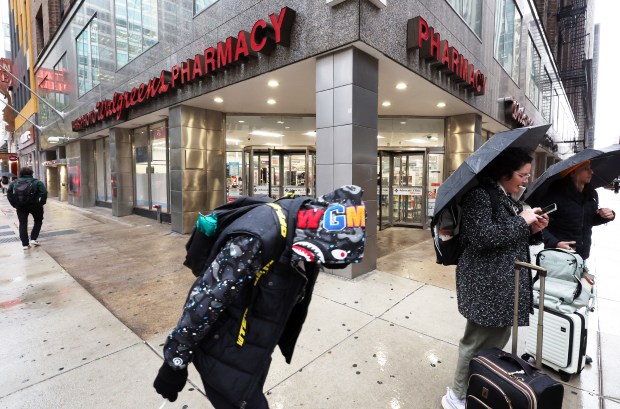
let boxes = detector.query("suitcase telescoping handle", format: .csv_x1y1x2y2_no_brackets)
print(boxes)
513,261,547,370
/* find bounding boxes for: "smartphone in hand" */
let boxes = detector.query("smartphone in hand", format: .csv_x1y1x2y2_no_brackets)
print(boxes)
538,203,557,216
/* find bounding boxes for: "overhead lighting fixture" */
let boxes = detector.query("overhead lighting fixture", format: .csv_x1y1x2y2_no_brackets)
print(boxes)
382,101,391,107
238,120,245,123
436,102,446,108
249,130,283,137
377,135,385,139
277,120,284,124
285,126,290,129
214,97,223,103
303,131,317,137
395,82,407,90
267,99,277,105
400,121,406,125
268,80,279,87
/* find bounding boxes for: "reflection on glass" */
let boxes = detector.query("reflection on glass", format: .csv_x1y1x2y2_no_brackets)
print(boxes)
77,18,100,96
378,118,444,148
195,0,217,15
134,126,149,208
150,123,168,212
427,154,443,217
115,0,158,68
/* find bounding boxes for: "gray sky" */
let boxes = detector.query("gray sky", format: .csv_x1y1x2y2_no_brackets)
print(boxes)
594,2,620,148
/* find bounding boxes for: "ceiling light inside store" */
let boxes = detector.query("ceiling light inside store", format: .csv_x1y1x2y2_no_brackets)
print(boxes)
268,80,279,87
396,82,407,90
214,97,224,103
285,126,290,129
436,102,446,108
238,120,245,123
249,130,284,137
277,121,284,124
400,121,406,125
303,131,317,137
267,99,277,105
382,101,391,107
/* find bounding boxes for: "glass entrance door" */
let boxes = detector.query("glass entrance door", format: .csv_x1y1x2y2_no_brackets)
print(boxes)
378,151,426,228
242,146,315,199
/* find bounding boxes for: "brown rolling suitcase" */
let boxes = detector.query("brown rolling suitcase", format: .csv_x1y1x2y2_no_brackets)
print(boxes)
466,261,564,408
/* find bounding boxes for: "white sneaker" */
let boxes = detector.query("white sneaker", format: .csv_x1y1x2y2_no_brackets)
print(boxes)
30,240,40,246
441,387,465,409
23,245,30,250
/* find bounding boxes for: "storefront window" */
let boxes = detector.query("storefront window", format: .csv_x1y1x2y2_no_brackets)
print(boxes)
115,0,158,68
77,17,100,96
526,36,542,108
195,0,217,15
446,0,482,37
494,0,521,83
95,138,112,202
133,121,169,212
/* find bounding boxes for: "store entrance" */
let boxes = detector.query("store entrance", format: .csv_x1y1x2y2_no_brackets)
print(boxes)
242,146,315,199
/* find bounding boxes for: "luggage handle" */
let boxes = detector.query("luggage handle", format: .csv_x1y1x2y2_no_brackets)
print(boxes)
513,261,547,370
495,350,537,377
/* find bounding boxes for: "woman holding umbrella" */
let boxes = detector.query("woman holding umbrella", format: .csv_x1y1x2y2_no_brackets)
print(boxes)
535,160,615,260
442,147,548,409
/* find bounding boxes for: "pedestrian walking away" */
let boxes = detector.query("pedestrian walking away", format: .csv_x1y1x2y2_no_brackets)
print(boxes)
7,167,48,250
441,148,549,409
153,186,366,409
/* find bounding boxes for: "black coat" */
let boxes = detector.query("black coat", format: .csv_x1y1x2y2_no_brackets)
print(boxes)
538,178,614,260
456,184,540,327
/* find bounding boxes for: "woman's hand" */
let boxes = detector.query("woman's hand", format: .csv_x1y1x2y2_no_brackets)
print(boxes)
557,241,577,250
520,208,541,225
530,213,549,234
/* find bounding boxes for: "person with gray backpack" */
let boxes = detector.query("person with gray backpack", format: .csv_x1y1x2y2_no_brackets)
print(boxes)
7,167,48,250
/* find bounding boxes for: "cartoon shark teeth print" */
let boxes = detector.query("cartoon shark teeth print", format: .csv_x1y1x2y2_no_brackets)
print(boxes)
292,241,326,263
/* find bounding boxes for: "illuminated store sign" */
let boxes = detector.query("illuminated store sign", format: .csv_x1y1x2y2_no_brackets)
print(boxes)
407,16,487,96
72,7,296,132
503,97,535,127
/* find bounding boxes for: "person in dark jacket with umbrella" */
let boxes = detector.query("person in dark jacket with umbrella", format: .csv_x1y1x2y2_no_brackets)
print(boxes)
153,186,366,409
442,148,548,409
536,160,615,260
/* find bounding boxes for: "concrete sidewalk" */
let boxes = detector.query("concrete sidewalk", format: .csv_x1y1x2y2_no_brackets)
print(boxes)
1,190,619,409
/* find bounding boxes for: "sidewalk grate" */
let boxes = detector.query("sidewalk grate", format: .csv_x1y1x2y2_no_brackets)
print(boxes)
0,231,14,236
0,237,19,244
39,229,79,238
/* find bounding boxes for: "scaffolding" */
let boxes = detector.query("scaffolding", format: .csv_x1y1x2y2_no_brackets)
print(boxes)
556,0,592,151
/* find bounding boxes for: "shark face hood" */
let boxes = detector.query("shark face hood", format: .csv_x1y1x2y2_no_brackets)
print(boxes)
292,185,366,269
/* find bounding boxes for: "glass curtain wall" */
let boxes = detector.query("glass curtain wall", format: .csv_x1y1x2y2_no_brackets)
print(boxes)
133,121,169,212
526,36,542,108
446,0,482,36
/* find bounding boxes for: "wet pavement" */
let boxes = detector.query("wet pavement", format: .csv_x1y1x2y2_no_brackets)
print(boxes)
1,189,619,408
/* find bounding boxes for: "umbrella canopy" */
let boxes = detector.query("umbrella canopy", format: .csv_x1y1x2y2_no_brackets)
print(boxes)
524,144,620,205
433,124,551,217
0,171,16,178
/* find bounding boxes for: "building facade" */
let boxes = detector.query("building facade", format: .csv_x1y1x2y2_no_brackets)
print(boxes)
27,0,580,278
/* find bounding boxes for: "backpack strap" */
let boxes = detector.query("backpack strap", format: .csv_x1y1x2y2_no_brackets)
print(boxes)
481,185,501,220
276,195,313,265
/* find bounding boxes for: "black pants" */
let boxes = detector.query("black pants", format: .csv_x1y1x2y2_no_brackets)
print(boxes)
16,206,44,246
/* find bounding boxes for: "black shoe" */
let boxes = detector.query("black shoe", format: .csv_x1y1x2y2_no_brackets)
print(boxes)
585,355,593,365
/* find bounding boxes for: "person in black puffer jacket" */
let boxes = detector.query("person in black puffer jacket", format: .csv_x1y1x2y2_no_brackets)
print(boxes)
536,160,615,260
153,186,366,409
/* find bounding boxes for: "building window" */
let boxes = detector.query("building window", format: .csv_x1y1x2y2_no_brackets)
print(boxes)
54,54,68,110
526,36,541,108
446,0,482,37
195,0,217,15
77,17,100,96
115,0,158,69
494,0,521,83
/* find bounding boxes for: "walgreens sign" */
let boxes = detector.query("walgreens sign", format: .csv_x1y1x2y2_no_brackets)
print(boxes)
72,7,296,132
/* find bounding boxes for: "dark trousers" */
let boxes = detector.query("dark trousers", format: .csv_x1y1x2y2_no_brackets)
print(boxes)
16,206,44,246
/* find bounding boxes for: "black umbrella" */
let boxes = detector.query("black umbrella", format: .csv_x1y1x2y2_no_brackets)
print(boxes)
433,124,551,217
0,171,16,178
524,144,620,205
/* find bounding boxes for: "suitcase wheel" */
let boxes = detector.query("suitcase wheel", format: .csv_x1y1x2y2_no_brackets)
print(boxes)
521,353,532,362
559,372,572,382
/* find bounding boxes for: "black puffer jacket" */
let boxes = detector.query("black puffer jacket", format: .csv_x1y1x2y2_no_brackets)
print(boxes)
456,184,541,327
537,178,615,260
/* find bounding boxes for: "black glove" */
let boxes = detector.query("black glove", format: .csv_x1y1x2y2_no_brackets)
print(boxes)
153,363,188,402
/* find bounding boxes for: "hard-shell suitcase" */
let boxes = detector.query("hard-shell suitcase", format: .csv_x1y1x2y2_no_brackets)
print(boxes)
523,306,588,381
466,261,564,409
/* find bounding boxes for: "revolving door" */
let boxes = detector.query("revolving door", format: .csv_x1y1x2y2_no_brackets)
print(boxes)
242,146,315,199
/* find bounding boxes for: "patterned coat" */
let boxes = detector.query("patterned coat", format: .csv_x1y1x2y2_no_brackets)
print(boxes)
456,184,540,327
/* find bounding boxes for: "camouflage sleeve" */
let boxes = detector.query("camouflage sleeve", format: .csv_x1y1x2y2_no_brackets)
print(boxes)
163,235,262,369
